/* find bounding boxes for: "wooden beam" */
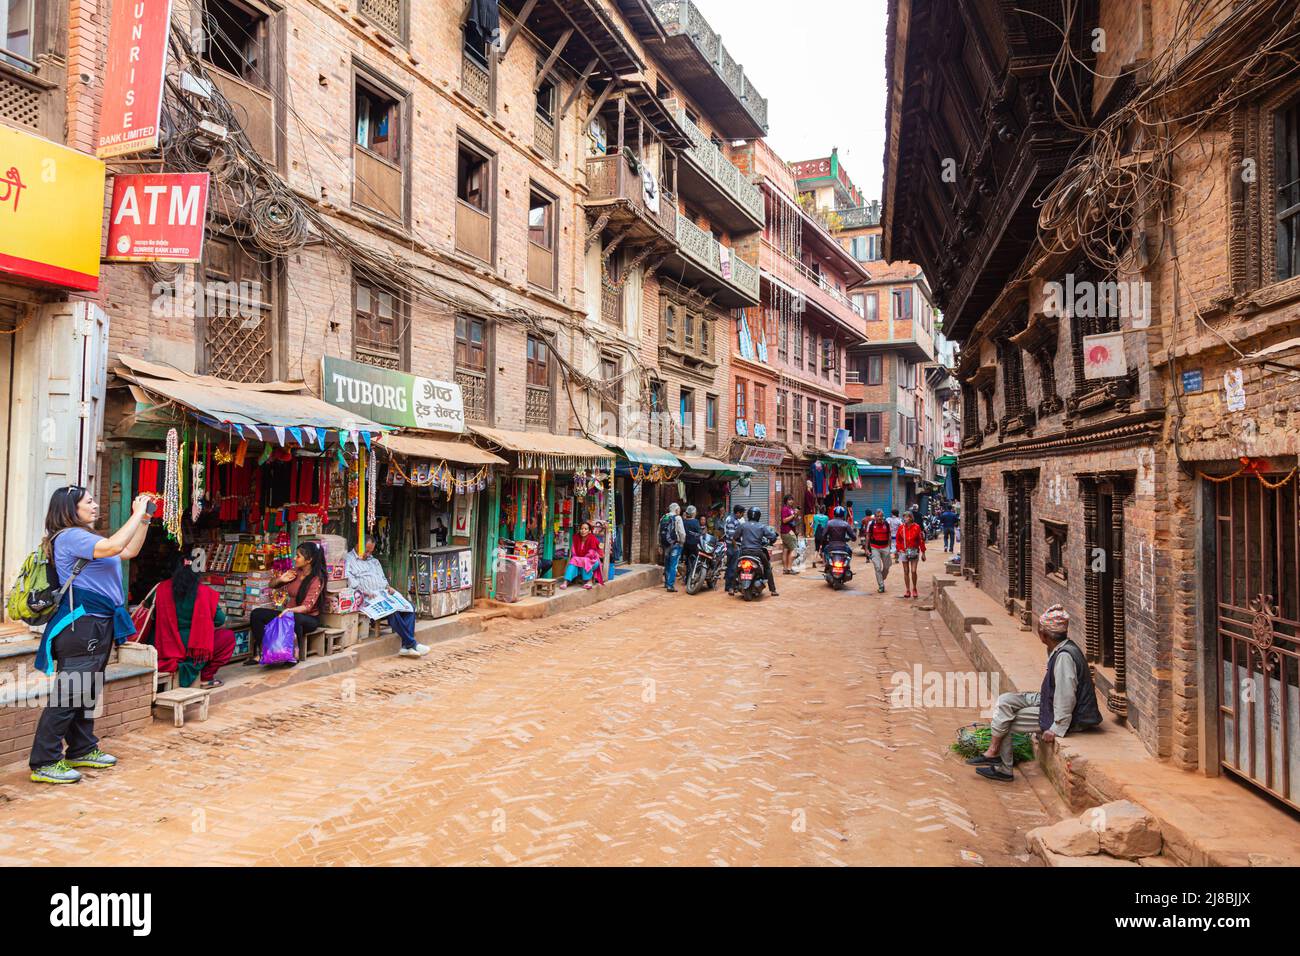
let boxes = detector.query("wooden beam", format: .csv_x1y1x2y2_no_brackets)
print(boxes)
583,78,617,134
534,27,574,92
499,0,539,56
559,57,599,119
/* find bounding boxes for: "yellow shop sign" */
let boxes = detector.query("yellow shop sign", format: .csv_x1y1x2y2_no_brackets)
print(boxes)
0,125,107,292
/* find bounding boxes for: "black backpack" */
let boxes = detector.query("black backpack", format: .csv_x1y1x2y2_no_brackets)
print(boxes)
658,514,678,548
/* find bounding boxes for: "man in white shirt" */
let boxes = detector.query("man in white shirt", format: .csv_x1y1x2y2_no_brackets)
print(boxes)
345,536,428,658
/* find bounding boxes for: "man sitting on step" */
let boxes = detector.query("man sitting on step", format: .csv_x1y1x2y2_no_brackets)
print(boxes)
968,604,1102,782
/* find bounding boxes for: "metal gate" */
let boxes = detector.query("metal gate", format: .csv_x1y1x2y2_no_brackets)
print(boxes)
730,469,771,524
1214,474,1300,810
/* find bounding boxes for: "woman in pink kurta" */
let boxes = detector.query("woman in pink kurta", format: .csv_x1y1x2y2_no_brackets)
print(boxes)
560,522,602,590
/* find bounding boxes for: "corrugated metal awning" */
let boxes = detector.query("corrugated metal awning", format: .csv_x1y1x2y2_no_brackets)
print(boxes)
469,425,613,471
594,435,682,467
378,432,505,466
116,356,387,436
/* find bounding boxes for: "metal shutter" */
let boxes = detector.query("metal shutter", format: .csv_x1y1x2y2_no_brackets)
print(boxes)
729,469,771,525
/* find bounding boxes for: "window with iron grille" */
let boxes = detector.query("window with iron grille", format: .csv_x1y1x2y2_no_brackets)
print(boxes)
200,235,276,383
1277,99,1300,281
358,0,405,41
353,278,405,370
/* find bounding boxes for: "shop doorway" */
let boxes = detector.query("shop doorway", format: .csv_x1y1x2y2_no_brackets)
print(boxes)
1004,470,1036,623
1211,473,1300,811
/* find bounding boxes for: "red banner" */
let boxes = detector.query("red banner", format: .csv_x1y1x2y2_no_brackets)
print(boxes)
105,173,210,262
96,0,174,159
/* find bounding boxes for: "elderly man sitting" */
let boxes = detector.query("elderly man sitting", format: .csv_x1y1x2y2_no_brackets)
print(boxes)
968,604,1103,781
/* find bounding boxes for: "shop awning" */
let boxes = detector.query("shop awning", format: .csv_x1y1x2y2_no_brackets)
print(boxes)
469,425,613,471
819,451,859,463
678,454,756,477
378,432,505,466
116,356,387,437
935,454,958,467
594,435,682,467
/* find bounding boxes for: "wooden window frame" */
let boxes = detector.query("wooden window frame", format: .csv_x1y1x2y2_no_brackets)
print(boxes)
985,509,1001,552
753,383,767,428
867,353,883,386
456,133,497,264
705,393,718,450
527,182,558,292
792,395,803,441
352,65,408,222
776,388,788,436
735,378,747,423
197,231,280,382
352,275,408,371
867,412,882,443
1043,519,1068,582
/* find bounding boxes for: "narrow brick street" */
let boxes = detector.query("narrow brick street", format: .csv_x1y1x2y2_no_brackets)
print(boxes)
0,563,1061,866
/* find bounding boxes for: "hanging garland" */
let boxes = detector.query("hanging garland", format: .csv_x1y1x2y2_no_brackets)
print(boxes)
1196,457,1298,490
191,433,205,521
367,446,378,530
163,427,183,544
387,458,491,493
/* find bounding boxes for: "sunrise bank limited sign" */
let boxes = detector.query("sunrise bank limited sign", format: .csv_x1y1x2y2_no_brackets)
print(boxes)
322,356,464,433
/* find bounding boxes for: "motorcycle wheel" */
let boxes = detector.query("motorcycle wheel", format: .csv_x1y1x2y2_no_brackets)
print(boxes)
685,561,706,595
832,578,844,591
741,587,754,601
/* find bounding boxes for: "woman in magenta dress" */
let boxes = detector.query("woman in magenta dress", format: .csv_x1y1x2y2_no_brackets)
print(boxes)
559,522,602,590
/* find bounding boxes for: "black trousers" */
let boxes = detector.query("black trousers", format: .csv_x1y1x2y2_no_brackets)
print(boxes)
30,615,114,769
249,608,320,660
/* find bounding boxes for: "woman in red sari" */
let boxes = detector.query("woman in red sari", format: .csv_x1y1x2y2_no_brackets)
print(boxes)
559,522,602,590
153,549,236,689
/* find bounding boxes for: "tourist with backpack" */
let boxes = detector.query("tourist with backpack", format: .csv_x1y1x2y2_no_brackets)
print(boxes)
659,502,686,592
862,509,894,593
26,486,155,785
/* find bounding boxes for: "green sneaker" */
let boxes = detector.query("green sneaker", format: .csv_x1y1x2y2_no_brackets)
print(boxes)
30,760,82,784
65,748,118,769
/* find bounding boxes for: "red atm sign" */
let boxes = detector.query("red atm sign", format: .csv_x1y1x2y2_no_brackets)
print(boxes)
105,173,210,263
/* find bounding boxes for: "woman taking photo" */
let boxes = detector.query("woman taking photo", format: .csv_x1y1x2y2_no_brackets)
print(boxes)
247,542,326,664
559,521,602,590
153,548,236,689
29,486,154,785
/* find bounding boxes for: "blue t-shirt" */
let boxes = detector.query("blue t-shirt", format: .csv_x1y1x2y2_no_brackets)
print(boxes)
53,527,124,609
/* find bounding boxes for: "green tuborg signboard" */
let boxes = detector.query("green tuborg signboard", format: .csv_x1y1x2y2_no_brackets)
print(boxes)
322,356,465,433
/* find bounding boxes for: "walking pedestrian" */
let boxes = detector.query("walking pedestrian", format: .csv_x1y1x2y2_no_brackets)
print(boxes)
29,486,154,785
811,505,829,567
895,510,926,599
887,509,903,560
939,504,959,553
779,495,799,574
968,605,1102,781
863,508,893,593
659,502,686,592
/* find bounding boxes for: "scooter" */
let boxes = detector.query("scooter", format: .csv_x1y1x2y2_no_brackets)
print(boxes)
685,533,726,595
824,544,854,590
734,550,769,601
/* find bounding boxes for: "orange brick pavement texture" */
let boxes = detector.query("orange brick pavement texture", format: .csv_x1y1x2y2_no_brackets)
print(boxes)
0,564,1059,866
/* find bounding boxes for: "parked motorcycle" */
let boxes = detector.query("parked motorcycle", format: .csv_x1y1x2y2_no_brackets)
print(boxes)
685,533,726,595
824,544,854,590
734,550,769,601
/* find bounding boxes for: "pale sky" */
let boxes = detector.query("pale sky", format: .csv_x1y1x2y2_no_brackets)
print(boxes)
693,0,890,204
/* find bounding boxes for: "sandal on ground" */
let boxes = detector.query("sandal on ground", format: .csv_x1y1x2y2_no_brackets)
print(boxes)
975,765,1014,782
202,679,224,688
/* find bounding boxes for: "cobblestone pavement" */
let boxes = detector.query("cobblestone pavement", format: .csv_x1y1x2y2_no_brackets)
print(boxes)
0,561,1060,866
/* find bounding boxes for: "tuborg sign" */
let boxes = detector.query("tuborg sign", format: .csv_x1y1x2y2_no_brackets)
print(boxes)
322,356,464,433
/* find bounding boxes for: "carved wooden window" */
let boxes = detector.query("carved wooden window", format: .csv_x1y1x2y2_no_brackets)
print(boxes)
358,0,405,42
200,235,276,383
455,314,489,424
999,338,1027,417
600,353,622,436
1276,99,1300,281
1044,520,1068,581
963,386,980,434
353,278,405,370
1069,263,1123,392
525,334,551,429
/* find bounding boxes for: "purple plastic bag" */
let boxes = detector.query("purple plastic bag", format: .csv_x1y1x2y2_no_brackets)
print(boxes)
260,613,297,665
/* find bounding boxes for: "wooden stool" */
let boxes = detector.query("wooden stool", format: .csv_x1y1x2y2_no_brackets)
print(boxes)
297,628,327,660
155,671,175,694
320,627,344,656
534,578,558,598
154,687,210,727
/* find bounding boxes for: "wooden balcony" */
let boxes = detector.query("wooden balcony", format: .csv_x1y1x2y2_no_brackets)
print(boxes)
667,100,764,234
455,200,492,263
526,385,552,430
353,145,403,220
661,215,760,307
210,68,276,163
583,152,677,245
461,51,491,111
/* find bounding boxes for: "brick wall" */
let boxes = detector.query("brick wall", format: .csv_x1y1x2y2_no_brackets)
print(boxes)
0,667,153,767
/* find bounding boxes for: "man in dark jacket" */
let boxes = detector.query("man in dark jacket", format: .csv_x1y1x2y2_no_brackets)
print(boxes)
731,508,779,596
968,604,1102,781
821,505,856,561
722,504,745,594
